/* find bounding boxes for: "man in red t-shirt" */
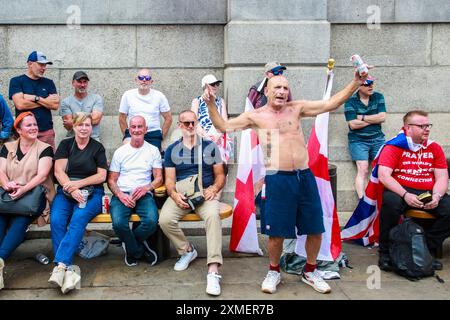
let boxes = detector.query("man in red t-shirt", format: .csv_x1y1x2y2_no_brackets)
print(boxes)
377,110,450,271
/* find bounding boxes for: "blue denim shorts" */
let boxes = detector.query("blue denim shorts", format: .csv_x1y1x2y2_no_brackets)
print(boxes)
348,137,385,161
260,169,325,238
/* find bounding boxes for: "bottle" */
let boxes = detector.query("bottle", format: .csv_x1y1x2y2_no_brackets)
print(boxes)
350,54,369,77
102,195,110,213
79,189,89,208
35,253,49,265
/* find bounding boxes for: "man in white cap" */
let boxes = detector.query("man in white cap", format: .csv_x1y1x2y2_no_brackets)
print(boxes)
60,71,104,141
247,61,292,110
9,51,60,149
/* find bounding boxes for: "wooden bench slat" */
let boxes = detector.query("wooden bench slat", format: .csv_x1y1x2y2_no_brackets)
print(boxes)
90,202,233,223
405,209,436,220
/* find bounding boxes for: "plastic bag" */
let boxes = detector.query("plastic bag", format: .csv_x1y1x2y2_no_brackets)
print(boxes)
78,230,110,259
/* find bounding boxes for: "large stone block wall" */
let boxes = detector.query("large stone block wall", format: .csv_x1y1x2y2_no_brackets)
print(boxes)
1,0,449,215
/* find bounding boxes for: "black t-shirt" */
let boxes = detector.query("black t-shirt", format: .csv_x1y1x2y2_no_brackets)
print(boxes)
0,144,54,161
54,137,107,185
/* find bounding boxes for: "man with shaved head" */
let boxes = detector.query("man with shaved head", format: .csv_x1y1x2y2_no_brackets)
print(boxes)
204,71,368,294
108,115,163,267
118,69,172,151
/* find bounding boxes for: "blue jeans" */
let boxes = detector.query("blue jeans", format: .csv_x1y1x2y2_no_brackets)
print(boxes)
50,186,104,266
0,214,33,260
110,193,158,258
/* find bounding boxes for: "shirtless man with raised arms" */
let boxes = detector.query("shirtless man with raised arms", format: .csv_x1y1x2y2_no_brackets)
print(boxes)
204,70,367,294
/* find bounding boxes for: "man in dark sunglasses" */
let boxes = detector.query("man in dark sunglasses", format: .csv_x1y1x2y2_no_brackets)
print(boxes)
247,61,292,110
344,75,387,199
118,69,173,151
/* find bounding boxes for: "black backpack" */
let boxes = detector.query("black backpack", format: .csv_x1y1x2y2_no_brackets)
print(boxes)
389,217,434,280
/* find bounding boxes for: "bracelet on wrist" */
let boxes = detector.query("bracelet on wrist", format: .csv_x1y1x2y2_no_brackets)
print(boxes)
402,191,408,199
433,192,443,199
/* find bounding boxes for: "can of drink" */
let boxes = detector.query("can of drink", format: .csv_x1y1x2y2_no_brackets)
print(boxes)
79,189,89,208
102,195,110,213
35,253,49,265
350,54,369,77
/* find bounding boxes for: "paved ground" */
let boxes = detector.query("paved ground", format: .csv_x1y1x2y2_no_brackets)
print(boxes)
1,234,449,301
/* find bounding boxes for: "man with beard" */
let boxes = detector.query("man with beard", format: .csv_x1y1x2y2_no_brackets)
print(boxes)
60,71,104,141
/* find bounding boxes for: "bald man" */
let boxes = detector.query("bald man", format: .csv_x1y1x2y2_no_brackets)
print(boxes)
118,69,173,151
204,71,367,294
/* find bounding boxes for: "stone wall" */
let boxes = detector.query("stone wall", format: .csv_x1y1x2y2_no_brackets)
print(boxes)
1,0,449,215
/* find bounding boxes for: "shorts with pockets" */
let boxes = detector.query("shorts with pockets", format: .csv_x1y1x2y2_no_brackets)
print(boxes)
260,169,325,238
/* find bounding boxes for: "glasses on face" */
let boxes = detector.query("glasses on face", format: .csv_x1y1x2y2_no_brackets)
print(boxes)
362,81,374,87
137,75,152,81
210,82,221,87
408,123,433,130
180,121,195,127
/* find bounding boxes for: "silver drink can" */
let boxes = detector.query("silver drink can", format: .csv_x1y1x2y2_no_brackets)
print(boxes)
79,189,89,208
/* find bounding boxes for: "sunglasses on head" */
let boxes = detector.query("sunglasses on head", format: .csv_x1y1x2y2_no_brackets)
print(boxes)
137,75,152,81
362,80,374,87
180,121,195,127
271,68,284,76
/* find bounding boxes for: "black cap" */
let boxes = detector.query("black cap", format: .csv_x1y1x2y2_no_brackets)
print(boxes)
72,71,89,81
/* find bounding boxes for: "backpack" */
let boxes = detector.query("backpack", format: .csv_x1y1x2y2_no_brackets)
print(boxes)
389,217,434,280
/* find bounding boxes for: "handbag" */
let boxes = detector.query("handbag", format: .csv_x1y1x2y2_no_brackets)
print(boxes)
0,185,47,217
63,138,95,201
175,137,205,210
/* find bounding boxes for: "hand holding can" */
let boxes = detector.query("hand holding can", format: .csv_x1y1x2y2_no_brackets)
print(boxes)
79,189,89,208
350,54,369,77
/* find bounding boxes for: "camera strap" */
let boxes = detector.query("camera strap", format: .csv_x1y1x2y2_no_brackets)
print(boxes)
197,136,203,194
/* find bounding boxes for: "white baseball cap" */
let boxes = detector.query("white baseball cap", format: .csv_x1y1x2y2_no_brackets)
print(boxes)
201,74,222,88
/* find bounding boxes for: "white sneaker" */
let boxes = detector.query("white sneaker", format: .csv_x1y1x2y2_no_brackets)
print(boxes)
174,246,198,271
0,257,4,290
206,272,222,296
48,265,66,288
301,269,331,294
61,269,81,294
261,270,281,294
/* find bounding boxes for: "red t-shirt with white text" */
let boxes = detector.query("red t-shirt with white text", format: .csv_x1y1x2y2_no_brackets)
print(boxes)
378,143,447,190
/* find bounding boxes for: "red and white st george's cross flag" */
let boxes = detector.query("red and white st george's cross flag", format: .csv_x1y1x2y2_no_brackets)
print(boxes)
229,94,265,255
295,66,342,261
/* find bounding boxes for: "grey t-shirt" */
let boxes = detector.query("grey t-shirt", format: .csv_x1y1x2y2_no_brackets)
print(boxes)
60,93,104,140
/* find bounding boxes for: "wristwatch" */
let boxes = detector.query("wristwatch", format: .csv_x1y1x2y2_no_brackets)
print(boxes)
34,95,40,103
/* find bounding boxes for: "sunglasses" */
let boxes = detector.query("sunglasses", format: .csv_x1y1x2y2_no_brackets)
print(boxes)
362,81,374,87
180,121,195,127
137,75,152,81
210,82,221,87
271,68,284,76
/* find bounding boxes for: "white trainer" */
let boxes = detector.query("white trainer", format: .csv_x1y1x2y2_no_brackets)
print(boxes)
301,269,331,294
61,269,81,294
206,272,222,296
261,270,281,294
174,246,198,271
0,257,4,290
48,265,66,288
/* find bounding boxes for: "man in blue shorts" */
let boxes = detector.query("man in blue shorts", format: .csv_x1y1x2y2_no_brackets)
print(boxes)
204,69,369,294
344,76,386,199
